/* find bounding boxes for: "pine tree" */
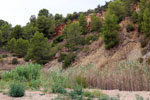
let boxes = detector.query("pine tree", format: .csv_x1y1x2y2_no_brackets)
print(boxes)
36,16,55,38
10,25,23,39
25,31,51,64
138,0,150,23
38,8,49,17
0,23,11,43
142,8,150,37
78,14,88,34
63,22,82,50
103,13,119,31
103,30,119,49
131,11,138,23
107,0,126,21
7,38,16,52
121,0,137,16
14,38,29,57
0,31,3,47
23,23,37,40
55,13,64,26
90,14,102,32
102,13,119,49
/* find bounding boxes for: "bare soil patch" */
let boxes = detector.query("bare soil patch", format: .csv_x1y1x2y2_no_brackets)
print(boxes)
0,91,57,100
0,90,150,100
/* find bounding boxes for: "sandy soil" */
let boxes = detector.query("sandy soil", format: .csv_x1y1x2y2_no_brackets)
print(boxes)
0,91,57,100
86,89,150,100
102,90,150,100
0,90,150,100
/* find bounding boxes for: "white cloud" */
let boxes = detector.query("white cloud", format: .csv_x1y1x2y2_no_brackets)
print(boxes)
0,0,110,26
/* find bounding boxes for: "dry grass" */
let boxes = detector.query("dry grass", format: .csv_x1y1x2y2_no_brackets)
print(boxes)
65,60,150,91
1,60,150,93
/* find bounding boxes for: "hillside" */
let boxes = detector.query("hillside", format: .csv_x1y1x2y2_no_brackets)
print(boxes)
44,15,142,71
1,0,150,99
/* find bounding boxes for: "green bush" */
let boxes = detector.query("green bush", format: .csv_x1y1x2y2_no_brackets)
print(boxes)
9,83,25,97
24,55,30,62
98,95,110,100
92,90,107,98
51,84,67,94
69,88,83,99
136,95,148,100
42,69,74,93
48,71,68,93
63,53,76,68
2,54,8,58
58,53,67,62
53,88,110,100
126,22,135,32
83,90,107,98
53,35,64,45
1,63,41,81
29,80,41,90
83,91,94,98
85,34,99,44
11,58,19,64
75,74,88,88
53,94,69,100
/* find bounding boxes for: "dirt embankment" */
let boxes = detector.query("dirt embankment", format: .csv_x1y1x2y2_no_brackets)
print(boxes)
73,18,142,68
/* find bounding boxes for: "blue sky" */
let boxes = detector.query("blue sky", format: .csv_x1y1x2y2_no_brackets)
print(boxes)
0,0,110,26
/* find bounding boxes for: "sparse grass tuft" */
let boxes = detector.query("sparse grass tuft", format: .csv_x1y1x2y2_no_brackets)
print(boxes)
136,95,149,100
28,80,41,90
141,48,147,55
51,84,67,94
0,58,4,63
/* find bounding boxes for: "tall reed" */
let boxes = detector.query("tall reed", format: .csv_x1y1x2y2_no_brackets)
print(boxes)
64,61,150,91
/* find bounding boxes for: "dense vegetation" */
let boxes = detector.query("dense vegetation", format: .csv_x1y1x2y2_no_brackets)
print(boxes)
1,0,150,98
0,0,149,65
0,62,150,99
